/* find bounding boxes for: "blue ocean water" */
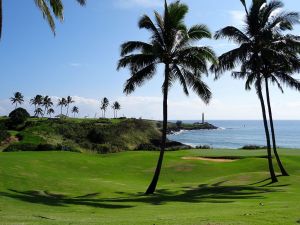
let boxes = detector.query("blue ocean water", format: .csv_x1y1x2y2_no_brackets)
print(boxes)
167,120,300,149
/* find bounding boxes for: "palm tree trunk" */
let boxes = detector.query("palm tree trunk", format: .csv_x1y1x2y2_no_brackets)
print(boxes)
67,105,69,116
265,78,289,176
257,81,278,183
145,64,169,194
0,0,2,39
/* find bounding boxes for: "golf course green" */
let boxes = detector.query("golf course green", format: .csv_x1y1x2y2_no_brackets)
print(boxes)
0,149,299,225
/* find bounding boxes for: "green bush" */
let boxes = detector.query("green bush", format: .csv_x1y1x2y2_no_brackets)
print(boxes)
8,108,30,128
4,143,38,152
0,124,9,142
136,143,159,151
87,128,106,144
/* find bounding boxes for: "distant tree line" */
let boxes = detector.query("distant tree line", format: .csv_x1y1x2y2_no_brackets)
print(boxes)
9,92,79,118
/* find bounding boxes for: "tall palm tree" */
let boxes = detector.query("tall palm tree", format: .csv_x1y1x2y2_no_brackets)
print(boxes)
30,95,43,111
211,0,300,182
10,92,24,109
263,48,300,176
47,108,55,118
0,0,86,39
57,97,67,116
71,106,79,118
118,0,217,194
66,96,75,116
100,97,109,118
42,96,53,117
34,107,44,118
112,101,121,118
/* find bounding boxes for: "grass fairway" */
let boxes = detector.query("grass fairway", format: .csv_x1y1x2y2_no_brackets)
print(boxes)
0,149,300,225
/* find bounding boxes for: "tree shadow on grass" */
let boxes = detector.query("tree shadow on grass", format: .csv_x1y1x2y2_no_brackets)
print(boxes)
103,181,279,206
0,181,280,209
0,189,133,209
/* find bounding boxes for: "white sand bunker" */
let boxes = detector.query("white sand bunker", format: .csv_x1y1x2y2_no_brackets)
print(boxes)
181,156,237,162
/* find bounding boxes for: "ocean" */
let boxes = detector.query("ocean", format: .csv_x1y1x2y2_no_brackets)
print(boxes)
167,120,300,149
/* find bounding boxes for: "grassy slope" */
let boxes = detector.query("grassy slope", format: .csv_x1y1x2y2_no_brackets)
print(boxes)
0,149,300,225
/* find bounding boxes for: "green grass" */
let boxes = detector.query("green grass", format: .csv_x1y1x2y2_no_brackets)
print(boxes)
0,149,300,224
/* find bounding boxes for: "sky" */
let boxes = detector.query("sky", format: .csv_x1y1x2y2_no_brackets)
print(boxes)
0,0,300,120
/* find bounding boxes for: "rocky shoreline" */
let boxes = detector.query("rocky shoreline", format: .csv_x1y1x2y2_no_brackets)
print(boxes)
167,122,218,135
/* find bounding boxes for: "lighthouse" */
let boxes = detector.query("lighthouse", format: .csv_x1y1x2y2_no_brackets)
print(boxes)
202,113,205,124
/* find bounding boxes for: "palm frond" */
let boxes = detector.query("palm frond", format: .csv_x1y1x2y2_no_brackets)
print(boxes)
117,54,156,70
0,0,2,39
34,0,56,34
120,41,153,57
215,26,249,44
138,15,164,46
188,24,211,40
183,69,212,104
123,64,157,95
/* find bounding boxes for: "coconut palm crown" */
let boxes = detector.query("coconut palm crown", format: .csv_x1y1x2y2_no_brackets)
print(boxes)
118,0,217,194
10,92,24,109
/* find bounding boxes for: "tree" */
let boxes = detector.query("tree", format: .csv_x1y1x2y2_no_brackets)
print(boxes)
0,0,86,39
8,108,30,127
57,98,67,116
10,92,24,109
34,107,44,118
118,0,217,194
42,96,53,117
112,101,121,118
66,96,75,116
47,108,55,118
71,106,79,118
30,95,43,111
100,97,109,118
211,0,300,182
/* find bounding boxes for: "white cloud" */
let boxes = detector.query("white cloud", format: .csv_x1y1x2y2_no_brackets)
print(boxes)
114,0,163,9
228,10,245,27
69,63,82,67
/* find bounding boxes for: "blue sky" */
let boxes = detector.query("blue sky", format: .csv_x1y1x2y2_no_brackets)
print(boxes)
0,0,300,120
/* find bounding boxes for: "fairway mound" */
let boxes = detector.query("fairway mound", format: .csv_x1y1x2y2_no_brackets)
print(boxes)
181,156,237,162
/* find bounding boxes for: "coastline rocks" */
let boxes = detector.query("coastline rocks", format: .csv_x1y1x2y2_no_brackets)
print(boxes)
167,122,218,135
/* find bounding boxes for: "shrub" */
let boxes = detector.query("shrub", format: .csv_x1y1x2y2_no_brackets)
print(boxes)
240,145,265,150
136,143,159,151
195,145,211,149
87,128,106,144
0,124,9,142
8,108,30,128
4,143,38,152
176,120,183,127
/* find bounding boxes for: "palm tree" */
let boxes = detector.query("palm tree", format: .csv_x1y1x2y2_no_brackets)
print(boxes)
34,107,44,118
100,97,109,118
71,106,79,118
47,108,55,118
66,96,75,116
0,0,86,39
211,0,300,182
57,98,67,116
10,92,24,109
118,0,217,194
42,96,53,117
112,101,121,118
30,95,43,111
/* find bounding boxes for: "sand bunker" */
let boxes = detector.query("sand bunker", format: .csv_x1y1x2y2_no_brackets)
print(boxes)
181,156,237,162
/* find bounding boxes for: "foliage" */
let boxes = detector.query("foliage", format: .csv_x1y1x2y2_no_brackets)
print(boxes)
0,123,9,142
8,108,30,128
176,120,183,127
